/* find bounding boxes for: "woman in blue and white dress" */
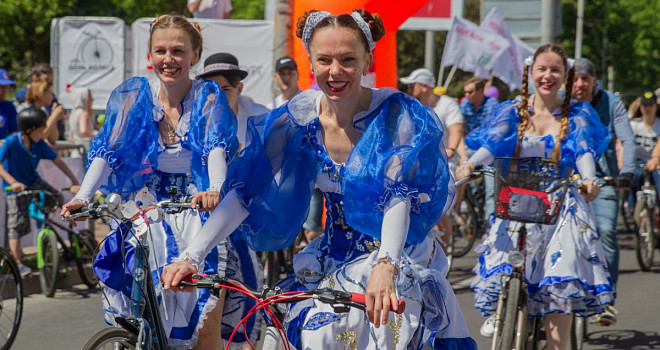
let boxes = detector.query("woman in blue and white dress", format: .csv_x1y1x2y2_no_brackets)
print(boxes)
61,14,261,349
457,43,615,350
162,8,476,350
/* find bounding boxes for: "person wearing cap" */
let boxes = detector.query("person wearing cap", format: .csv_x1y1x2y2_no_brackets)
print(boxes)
400,67,466,251
0,69,18,139
460,76,498,135
571,57,636,326
267,56,302,109
198,52,269,149
188,0,232,19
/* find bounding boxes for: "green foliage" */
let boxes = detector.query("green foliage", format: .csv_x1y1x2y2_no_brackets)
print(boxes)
231,0,265,20
561,0,660,101
0,0,76,86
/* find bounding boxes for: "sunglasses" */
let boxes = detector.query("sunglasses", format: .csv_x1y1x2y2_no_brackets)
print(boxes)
464,90,474,94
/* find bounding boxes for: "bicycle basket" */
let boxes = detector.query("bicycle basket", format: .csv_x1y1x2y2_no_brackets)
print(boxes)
493,157,573,225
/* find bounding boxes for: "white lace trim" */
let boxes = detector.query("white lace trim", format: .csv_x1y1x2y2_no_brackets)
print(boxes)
302,11,332,51
351,12,375,51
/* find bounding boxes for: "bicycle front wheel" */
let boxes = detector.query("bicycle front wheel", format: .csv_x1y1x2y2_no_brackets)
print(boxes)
634,199,656,271
38,231,60,297
0,248,23,350
74,229,98,288
495,276,521,350
83,327,137,350
451,192,479,258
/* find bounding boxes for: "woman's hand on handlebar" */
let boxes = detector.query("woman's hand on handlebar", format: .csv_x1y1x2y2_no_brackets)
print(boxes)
579,179,601,202
456,163,475,181
191,191,220,212
161,260,197,293
60,199,87,225
365,260,399,327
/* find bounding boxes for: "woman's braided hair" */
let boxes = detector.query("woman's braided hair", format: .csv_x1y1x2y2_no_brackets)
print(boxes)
514,43,574,163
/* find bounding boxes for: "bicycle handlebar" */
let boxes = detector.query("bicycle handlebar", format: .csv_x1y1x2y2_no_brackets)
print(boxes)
179,274,406,314
64,193,194,222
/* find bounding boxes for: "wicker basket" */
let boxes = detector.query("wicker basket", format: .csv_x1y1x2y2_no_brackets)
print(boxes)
493,157,573,225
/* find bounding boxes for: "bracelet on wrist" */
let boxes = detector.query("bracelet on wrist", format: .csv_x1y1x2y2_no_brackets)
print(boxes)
373,256,400,275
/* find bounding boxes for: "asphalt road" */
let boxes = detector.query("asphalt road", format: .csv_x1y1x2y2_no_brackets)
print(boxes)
10,232,660,350
449,232,660,350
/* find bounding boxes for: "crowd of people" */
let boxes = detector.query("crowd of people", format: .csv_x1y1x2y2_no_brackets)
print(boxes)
0,6,657,350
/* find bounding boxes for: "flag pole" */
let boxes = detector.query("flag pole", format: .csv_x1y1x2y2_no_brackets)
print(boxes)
443,65,458,89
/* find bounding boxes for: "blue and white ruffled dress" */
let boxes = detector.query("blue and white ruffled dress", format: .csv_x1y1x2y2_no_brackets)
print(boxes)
466,100,615,318
222,88,477,349
90,77,261,348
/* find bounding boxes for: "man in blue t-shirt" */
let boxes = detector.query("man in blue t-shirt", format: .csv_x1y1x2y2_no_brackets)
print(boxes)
460,76,498,135
0,68,17,139
0,107,80,276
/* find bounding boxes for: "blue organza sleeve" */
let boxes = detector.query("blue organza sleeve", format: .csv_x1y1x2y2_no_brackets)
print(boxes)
465,100,520,157
342,93,455,245
87,77,159,195
560,101,611,169
187,80,239,192
222,105,317,251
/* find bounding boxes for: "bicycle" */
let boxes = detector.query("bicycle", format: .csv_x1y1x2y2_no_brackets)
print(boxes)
0,246,23,350
463,158,611,350
10,188,98,297
633,164,659,271
72,190,405,350
452,166,491,259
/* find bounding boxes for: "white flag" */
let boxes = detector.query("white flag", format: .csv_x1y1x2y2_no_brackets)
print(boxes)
480,8,534,91
440,16,510,80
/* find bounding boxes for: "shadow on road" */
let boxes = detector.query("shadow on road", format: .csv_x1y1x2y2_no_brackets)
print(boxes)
587,329,660,349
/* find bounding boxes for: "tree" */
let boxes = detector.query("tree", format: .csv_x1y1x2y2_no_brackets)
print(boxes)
0,0,76,85
561,0,660,101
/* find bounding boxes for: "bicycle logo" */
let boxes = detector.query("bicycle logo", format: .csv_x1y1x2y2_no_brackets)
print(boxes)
68,30,115,72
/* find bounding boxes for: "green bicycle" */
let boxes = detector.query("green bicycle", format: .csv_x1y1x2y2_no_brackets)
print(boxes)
14,188,98,297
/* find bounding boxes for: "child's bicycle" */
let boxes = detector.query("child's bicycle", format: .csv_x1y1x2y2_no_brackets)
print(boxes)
9,187,98,297
0,246,23,350
69,189,404,350
461,158,613,350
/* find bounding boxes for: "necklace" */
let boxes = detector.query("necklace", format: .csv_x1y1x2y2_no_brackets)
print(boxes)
161,118,177,143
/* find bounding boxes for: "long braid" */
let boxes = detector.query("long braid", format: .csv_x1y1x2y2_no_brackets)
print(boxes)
552,67,574,163
514,64,530,159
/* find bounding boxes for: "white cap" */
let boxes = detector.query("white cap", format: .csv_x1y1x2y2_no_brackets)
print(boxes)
399,68,435,87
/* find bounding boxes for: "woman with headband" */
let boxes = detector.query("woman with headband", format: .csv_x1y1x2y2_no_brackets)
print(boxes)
162,8,476,350
60,14,256,349
457,43,614,349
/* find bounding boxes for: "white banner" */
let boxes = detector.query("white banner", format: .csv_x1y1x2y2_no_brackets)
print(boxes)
132,18,274,106
440,16,510,80
52,17,125,110
480,8,534,91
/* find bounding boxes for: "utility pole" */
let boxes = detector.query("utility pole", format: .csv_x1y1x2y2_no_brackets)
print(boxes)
540,0,555,43
424,31,435,72
575,0,584,58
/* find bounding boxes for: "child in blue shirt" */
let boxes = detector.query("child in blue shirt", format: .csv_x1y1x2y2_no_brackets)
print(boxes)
0,107,80,276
